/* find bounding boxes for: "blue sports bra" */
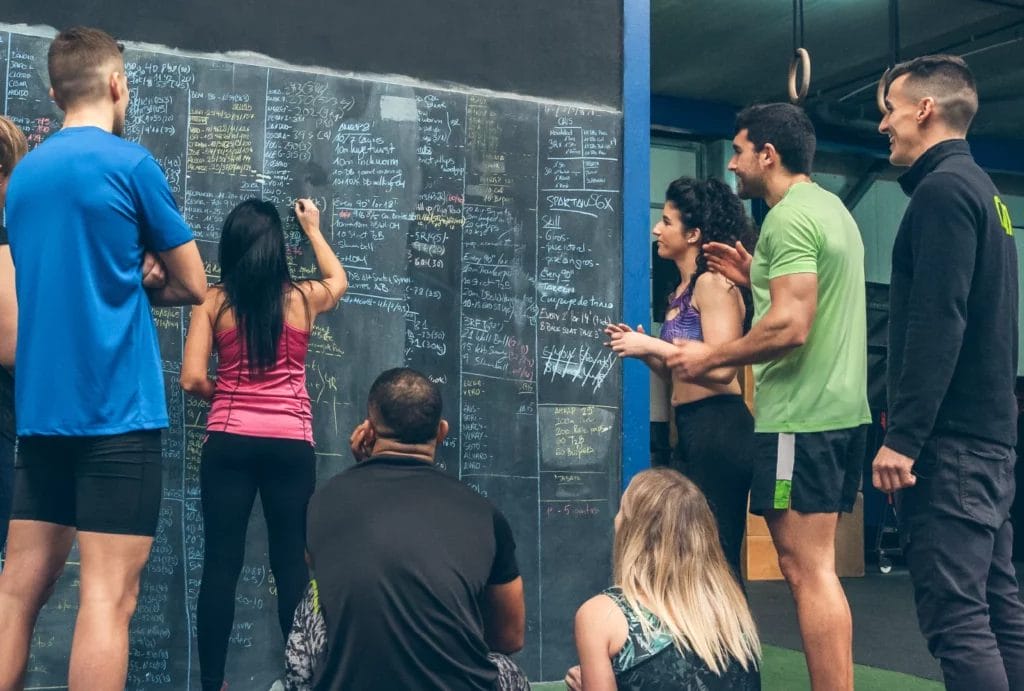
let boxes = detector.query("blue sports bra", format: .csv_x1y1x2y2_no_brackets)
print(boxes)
660,286,703,343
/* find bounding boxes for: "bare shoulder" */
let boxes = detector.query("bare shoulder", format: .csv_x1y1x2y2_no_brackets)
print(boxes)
575,592,629,656
695,270,736,295
285,282,316,327
291,279,326,305
693,271,741,307
693,273,748,327
576,593,625,626
201,285,229,326
292,278,316,294
288,281,309,301
200,285,225,312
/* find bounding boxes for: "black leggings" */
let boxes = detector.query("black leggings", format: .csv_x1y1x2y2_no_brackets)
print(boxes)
197,432,316,691
672,395,754,585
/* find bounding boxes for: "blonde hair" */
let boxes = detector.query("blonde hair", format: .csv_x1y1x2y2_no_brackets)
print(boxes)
613,468,761,675
0,116,27,179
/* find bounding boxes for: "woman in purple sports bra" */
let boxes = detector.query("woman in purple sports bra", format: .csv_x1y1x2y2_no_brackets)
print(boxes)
180,198,348,691
605,177,756,584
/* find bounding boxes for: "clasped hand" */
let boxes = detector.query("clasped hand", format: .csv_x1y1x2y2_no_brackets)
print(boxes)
142,251,167,289
603,323,652,358
665,339,713,378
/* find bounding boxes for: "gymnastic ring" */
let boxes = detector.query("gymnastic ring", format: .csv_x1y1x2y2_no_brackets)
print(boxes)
876,67,891,114
788,48,811,104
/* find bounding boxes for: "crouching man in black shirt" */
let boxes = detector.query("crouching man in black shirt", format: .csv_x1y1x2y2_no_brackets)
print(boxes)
292,367,529,691
873,54,1024,691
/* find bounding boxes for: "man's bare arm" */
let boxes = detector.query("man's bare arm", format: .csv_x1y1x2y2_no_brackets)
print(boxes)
482,577,525,654
667,272,817,378
148,241,207,306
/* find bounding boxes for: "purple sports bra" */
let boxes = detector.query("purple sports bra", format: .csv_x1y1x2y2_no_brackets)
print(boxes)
660,286,703,343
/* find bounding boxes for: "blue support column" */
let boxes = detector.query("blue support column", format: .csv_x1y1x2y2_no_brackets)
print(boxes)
621,0,651,489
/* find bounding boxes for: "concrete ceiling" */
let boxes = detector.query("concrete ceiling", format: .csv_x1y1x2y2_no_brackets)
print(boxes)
652,0,1024,140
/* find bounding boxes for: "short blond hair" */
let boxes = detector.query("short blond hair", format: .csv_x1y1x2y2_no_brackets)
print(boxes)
0,116,28,179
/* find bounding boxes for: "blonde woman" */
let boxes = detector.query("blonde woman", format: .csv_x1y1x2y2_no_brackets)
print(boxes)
565,468,760,690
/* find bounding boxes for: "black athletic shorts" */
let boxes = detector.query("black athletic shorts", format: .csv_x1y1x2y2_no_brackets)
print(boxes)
749,425,866,515
12,430,163,536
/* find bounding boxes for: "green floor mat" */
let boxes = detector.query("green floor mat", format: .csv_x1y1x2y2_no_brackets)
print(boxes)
759,645,943,691
529,644,943,690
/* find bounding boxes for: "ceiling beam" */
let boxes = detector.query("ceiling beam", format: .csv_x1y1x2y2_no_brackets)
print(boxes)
810,15,1024,103
972,0,1024,11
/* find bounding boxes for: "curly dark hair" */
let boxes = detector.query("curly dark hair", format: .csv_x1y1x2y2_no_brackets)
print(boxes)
664,177,757,330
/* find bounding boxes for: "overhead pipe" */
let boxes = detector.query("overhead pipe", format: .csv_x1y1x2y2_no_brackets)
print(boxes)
825,15,1024,105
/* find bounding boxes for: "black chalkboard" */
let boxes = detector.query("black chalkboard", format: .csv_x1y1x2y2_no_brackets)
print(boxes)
1,0,623,108
1,26,622,686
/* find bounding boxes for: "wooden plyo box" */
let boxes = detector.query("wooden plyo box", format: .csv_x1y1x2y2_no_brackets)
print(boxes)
742,491,865,581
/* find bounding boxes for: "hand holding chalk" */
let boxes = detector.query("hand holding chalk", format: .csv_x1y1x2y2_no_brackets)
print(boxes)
294,198,321,237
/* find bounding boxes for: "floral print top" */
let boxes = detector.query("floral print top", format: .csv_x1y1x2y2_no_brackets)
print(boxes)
604,587,761,691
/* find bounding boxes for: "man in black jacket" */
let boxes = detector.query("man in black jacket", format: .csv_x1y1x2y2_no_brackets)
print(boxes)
873,54,1024,691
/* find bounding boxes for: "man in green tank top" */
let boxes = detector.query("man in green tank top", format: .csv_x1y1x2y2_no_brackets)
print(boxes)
668,103,869,691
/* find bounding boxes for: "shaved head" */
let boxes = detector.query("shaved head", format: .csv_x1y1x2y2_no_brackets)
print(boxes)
884,55,978,134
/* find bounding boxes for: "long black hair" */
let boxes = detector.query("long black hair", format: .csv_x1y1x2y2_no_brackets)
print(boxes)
216,199,298,373
665,177,758,330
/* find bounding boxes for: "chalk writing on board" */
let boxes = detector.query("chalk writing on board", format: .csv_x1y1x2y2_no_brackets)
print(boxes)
2,25,622,685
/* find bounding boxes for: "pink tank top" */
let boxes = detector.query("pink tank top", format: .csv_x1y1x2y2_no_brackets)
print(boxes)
206,322,314,443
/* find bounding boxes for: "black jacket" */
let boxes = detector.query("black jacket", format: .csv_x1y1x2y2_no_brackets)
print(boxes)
885,139,1018,458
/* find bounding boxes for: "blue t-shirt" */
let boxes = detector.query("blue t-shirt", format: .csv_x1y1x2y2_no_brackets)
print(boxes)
5,126,193,436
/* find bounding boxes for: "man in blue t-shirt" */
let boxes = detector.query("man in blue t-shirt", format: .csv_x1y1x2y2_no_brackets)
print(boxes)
0,27,206,690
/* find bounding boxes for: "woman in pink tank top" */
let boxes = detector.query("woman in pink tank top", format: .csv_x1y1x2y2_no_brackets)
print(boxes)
180,198,347,691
